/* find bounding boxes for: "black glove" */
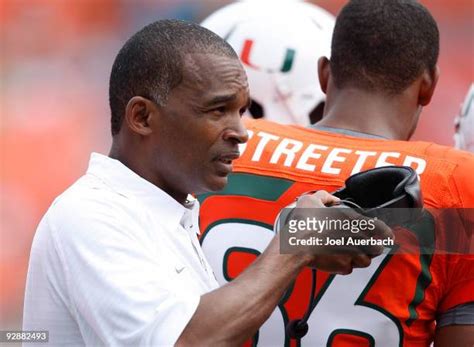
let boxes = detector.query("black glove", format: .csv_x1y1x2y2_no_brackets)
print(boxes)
332,166,423,226
275,166,423,232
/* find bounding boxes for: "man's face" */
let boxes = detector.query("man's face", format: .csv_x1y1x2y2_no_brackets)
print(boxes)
150,54,250,197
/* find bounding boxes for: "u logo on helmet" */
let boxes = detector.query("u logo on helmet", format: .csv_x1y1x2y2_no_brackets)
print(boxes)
240,39,296,73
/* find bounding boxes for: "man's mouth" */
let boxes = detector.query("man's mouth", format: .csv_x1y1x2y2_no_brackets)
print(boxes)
213,152,240,174
215,152,240,163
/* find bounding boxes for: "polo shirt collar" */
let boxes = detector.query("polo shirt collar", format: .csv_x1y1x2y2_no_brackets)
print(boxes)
87,152,199,234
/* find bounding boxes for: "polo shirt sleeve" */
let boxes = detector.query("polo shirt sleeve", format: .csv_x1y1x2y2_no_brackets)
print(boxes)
49,191,200,346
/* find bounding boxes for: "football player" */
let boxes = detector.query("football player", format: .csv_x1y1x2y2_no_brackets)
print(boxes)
454,84,474,152
201,0,335,125
199,0,474,346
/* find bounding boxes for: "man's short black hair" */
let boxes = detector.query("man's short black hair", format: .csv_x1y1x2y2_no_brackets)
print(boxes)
109,19,238,135
330,0,439,94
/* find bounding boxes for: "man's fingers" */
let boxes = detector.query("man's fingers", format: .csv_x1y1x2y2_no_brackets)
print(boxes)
362,243,384,258
372,219,394,241
351,254,372,268
296,190,340,208
312,190,340,206
349,219,391,257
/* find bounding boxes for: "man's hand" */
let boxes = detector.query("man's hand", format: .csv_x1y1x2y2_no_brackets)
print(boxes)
283,190,394,275
178,191,393,346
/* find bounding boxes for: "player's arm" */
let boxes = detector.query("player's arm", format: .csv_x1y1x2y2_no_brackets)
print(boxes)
435,155,474,346
176,234,312,346
433,256,474,347
176,191,392,346
435,325,474,347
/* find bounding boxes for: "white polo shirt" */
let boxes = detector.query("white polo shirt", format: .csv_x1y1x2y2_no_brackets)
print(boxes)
23,153,219,346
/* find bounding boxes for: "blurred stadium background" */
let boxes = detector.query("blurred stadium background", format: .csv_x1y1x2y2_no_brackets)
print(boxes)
1,0,472,332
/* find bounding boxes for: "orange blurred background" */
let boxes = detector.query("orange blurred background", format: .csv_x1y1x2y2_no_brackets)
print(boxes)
1,0,473,330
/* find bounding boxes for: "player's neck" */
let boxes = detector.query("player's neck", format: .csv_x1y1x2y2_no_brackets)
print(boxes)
317,88,419,141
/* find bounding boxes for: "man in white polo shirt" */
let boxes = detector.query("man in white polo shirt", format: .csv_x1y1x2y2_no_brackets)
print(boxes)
23,20,392,346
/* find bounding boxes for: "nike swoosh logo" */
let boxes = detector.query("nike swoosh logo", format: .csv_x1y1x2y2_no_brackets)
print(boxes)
175,266,185,274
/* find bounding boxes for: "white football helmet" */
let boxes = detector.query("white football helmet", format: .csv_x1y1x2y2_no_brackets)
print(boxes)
454,83,474,152
201,0,335,125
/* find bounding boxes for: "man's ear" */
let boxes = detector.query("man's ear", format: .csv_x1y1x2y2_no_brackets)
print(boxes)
124,96,156,136
318,56,331,94
418,65,440,106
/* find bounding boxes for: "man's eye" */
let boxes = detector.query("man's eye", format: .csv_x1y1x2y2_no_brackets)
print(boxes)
210,106,226,115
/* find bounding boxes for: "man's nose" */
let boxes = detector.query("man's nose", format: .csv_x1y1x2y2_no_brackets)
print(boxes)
223,117,249,144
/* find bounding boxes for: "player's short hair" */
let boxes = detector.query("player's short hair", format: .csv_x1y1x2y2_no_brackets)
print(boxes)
330,0,439,94
109,19,238,135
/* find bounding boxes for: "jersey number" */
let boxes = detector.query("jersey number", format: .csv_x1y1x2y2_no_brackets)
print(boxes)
201,221,403,346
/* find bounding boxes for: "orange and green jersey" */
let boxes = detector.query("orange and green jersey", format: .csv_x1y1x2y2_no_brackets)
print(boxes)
198,119,474,347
